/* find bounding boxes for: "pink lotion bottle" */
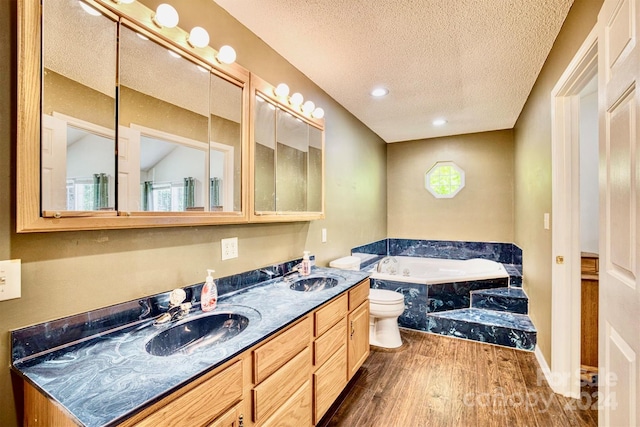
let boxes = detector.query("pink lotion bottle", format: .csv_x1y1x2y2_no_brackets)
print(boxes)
201,269,218,312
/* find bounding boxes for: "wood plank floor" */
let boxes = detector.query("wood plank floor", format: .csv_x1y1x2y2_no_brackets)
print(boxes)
321,329,598,427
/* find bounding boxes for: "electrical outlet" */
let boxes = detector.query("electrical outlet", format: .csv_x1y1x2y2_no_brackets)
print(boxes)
0,259,21,301
221,237,238,260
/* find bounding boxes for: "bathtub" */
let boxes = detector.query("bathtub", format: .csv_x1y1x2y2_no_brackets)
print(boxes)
370,256,509,285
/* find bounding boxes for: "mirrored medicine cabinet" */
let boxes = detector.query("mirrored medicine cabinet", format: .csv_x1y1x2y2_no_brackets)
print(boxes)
250,74,325,222
17,0,324,232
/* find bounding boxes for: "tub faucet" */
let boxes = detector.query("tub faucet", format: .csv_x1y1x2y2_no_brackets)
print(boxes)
376,256,398,275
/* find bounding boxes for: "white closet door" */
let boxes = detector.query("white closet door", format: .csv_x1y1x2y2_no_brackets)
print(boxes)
598,0,640,425
41,114,67,211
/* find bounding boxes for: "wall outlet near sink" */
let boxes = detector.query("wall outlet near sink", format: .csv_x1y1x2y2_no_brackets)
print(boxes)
221,237,238,260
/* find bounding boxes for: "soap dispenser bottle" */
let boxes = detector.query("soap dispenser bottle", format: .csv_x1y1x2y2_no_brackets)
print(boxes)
201,269,218,312
300,251,311,276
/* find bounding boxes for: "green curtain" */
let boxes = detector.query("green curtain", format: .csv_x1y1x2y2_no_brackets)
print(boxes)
210,177,221,208
183,177,195,210
92,173,109,210
142,181,153,211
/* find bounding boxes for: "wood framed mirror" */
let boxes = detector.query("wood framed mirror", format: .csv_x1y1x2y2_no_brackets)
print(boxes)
249,74,325,222
17,0,249,232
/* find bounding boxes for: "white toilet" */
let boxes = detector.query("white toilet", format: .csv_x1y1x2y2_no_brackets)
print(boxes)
369,288,405,348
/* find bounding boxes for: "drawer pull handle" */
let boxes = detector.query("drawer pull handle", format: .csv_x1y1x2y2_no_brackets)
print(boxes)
350,321,355,339
239,414,244,427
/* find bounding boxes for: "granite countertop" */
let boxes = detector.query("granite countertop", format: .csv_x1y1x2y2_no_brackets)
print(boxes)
11,267,369,427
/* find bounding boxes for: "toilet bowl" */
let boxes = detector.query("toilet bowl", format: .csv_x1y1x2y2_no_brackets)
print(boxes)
369,288,405,348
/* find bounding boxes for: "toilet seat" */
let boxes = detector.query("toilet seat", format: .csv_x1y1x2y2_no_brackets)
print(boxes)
369,288,404,305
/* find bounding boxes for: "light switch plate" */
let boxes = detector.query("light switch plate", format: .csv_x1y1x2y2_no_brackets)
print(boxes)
221,237,238,260
321,228,327,243
544,213,550,230
0,259,21,301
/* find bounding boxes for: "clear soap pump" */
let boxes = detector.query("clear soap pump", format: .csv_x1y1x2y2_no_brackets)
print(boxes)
300,251,311,276
201,269,218,312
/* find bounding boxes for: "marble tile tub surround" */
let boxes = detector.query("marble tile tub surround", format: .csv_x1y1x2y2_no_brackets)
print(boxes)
12,257,309,362
352,238,523,286
11,264,368,427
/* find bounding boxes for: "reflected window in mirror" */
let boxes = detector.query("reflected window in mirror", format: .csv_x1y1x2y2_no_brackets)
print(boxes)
119,25,210,212
42,0,117,213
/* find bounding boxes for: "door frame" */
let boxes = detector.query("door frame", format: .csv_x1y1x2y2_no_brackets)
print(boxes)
549,25,598,398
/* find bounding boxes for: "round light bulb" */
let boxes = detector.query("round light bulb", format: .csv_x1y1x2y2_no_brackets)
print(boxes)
217,45,236,64
188,27,210,48
289,92,304,107
79,1,102,16
302,100,315,114
274,83,290,98
154,4,179,28
370,87,389,97
312,107,325,119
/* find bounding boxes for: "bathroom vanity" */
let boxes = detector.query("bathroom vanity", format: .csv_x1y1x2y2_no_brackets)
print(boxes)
13,269,370,426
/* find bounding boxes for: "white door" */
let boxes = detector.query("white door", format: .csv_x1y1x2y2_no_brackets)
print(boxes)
41,114,67,211
117,126,141,212
598,0,640,425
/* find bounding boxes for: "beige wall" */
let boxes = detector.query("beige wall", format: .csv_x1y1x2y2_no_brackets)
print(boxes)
0,0,387,425
513,0,603,363
387,130,515,242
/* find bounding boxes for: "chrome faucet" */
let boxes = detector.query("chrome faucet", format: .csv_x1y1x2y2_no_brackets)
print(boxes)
376,256,398,274
155,288,192,324
282,264,302,282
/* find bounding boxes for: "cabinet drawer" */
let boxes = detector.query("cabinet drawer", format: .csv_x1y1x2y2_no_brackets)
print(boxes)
581,256,599,274
253,316,311,384
315,294,348,337
314,317,347,367
348,279,370,311
134,360,243,427
313,344,347,424
259,380,312,427
253,346,311,422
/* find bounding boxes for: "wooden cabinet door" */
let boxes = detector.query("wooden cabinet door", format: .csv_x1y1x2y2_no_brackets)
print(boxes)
207,403,242,427
347,301,369,379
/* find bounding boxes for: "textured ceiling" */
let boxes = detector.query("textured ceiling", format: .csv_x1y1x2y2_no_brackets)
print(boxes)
213,0,574,142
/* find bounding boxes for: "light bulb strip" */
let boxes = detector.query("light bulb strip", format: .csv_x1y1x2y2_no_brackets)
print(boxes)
94,0,240,75
256,77,325,126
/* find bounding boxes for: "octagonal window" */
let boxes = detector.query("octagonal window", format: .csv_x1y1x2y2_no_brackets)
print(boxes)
425,161,465,198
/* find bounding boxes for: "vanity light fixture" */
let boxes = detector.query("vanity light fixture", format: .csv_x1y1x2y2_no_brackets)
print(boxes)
302,100,315,115
312,107,325,119
188,27,210,48
216,45,237,64
274,83,290,98
370,87,389,97
152,3,179,29
289,92,304,108
432,118,447,126
79,1,102,16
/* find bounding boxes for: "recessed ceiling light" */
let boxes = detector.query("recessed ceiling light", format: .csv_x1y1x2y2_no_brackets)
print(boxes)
370,87,389,97
432,118,447,126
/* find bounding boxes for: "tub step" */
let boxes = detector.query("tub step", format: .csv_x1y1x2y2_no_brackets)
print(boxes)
425,308,537,351
470,287,528,314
